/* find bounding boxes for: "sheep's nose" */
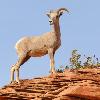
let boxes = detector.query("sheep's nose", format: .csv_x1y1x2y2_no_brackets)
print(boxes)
49,20,52,23
49,19,53,25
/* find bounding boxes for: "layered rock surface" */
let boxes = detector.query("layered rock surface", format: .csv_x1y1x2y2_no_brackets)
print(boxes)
0,68,100,100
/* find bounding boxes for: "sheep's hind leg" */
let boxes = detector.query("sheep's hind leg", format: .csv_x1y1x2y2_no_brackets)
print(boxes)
10,54,30,83
10,64,15,83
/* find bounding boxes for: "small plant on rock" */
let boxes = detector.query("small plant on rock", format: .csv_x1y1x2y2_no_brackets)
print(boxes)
56,65,64,73
70,49,82,69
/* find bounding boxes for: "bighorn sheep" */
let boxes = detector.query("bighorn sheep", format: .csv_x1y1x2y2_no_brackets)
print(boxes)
10,8,69,83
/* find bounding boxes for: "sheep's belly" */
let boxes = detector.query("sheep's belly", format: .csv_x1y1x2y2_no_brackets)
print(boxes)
29,49,48,57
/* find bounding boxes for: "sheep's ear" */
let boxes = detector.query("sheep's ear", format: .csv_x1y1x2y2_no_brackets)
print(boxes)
57,8,69,17
46,13,50,17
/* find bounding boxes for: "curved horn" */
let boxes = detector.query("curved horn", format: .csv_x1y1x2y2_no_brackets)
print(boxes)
57,8,69,13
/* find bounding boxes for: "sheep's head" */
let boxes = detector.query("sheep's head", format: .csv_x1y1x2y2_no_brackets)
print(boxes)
46,8,69,25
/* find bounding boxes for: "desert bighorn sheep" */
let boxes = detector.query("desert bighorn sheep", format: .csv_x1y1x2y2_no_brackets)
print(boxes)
10,8,69,83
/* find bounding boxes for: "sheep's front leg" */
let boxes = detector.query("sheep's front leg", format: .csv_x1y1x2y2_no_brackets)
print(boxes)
48,49,55,74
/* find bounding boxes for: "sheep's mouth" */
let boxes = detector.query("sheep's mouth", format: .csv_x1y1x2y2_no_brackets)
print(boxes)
49,22,53,25
50,23,53,25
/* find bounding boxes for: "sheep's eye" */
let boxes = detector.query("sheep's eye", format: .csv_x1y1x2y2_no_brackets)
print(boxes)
59,13,62,17
56,15,59,18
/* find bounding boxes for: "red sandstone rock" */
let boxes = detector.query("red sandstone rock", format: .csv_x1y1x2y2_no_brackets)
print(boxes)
0,68,100,100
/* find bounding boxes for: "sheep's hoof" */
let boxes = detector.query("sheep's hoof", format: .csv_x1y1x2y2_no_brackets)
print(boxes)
49,70,56,74
16,80,20,84
10,81,14,84
52,70,56,74
16,81,20,83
